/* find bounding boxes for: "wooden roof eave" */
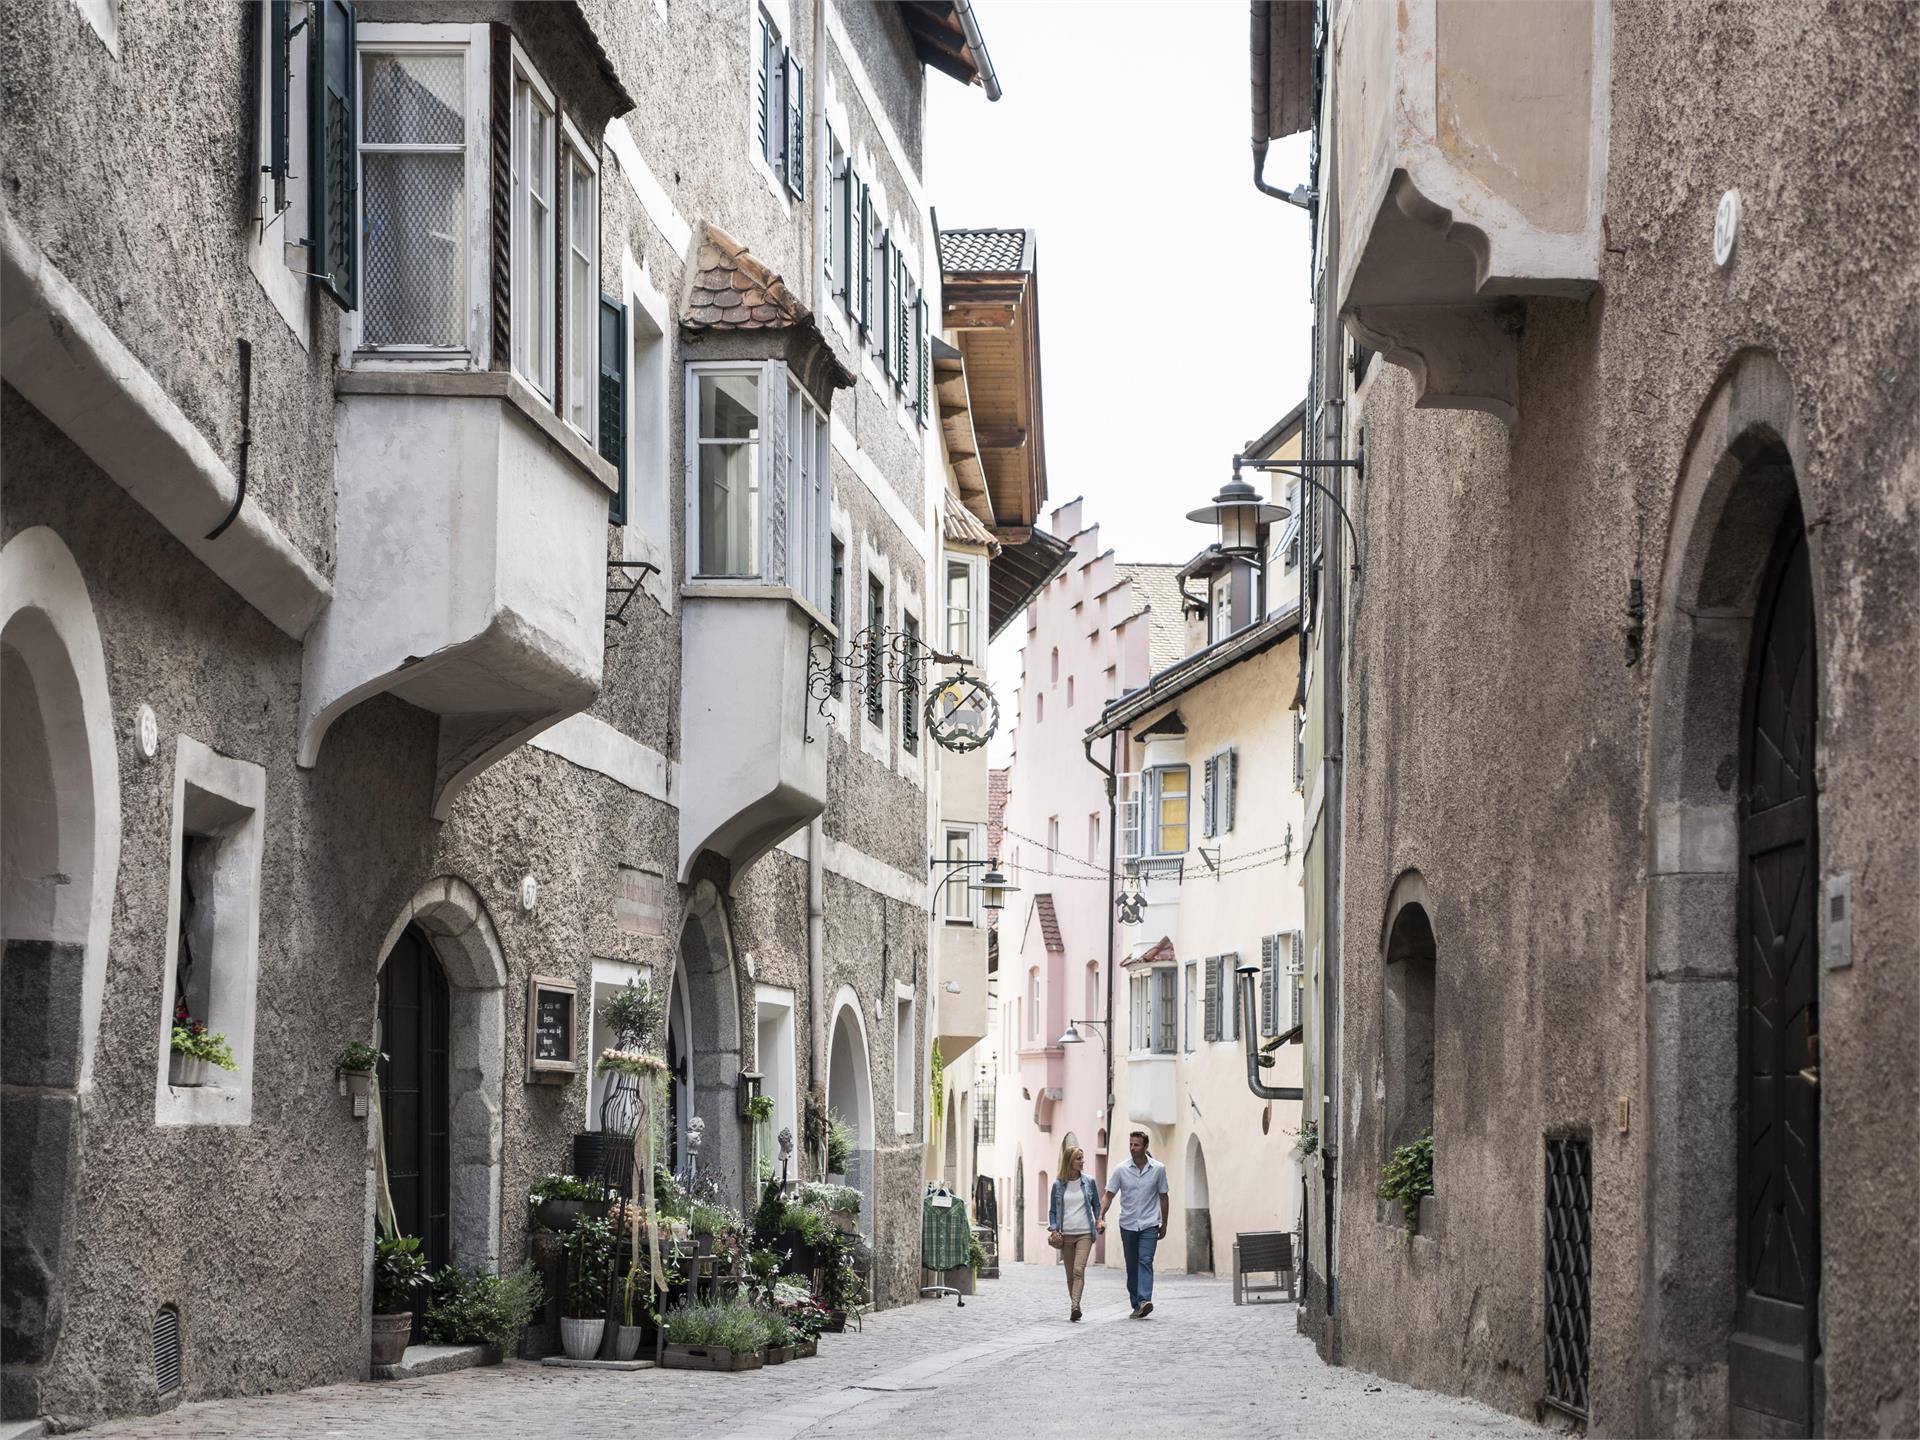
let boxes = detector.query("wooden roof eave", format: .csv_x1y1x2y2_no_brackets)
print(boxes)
934,357,994,526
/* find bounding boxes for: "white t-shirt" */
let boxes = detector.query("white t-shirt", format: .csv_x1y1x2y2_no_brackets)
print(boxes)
1060,1181,1092,1234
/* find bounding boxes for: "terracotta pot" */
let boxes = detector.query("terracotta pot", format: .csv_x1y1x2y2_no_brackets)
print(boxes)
169,1052,208,1088
612,1324,645,1361
371,1311,412,1367
560,1317,606,1360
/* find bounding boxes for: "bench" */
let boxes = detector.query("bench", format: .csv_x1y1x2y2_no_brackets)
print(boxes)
1232,1230,1296,1305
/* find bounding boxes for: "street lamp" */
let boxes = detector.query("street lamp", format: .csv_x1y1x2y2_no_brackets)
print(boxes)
970,864,1017,927
1185,472,1288,558
1057,1018,1107,1049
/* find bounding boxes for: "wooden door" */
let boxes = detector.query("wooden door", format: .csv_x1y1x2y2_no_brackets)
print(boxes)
379,927,451,1322
1731,518,1822,1435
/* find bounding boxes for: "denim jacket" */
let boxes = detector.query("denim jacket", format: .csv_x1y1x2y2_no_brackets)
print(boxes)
1047,1174,1102,1233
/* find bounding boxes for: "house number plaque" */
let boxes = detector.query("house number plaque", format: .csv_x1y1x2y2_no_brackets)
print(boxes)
525,974,579,1084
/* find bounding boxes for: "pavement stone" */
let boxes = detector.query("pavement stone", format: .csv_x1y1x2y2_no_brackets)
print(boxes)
85,1263,1534,1438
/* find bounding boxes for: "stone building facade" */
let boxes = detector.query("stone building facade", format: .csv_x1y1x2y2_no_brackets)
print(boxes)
1254,1,1918,1436
1,0,1003,1424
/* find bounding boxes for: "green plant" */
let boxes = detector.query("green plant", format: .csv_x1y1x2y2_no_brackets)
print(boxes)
601,978,665,1050
966,1230,985,1275
1379,1130,1434,1242
930,1041,944,1126
688,1199,742,1240
335,1040,383,1073
565,1216,616,1317
747,1093,775,1122
169,1024,238,1070
798,1181,861,1215
780,1201,838,1251
652,1165,690,1220
764,1309,793,1348
373,1234,431,1314
424,1264,539,1346
1293,1117,1320,1160
664,1297,773,1353
528,1173,606,1206
825,1110,854,1176
748,1248,780,1283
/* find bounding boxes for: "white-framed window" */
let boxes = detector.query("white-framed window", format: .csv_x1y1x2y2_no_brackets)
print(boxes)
1130,972,1150,1052
1084,963,1099,1025
945,557,980,663
685,361,832,614
894,987,915,1134
1183,960,1199,1053
587,959,649,1130
1028,968,1041,1042
510,50,557,396
1087,812,1101,865
356,34,483,355
1209,570,1234,644
1046,816,1059,874
154,737,267,1128
1146,765,1191,855
1131,966,1176,1055
560,117,599,441
754,985,799,1177
944,825,981,925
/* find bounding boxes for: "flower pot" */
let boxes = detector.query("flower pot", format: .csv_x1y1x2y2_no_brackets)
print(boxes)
371,1311,413,1367
342,1068,376,1099
612,1324,645,1361
560,1317,606,1360
793,1337,817,1358
763,1344,793,1365
823,1310,847,1334
169,1052,209,1088
536,1198,609,1233
660,1343,763,1372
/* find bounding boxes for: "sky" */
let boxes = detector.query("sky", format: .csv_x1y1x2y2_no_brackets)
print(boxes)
924,0,1315,751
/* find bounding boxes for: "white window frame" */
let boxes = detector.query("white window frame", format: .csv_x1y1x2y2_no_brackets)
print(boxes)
1129,971,1150,1053
1151,965,1177,1055
1146,764,1191,857
894,984,916,1135
943,823,984,925
248,0,311,345
945,554,986,667
559,114,599,443
685,359,769,583
786,378,832,612
1028,968,1042,1043
345,26,490,368
755,984,799,1169
510,44,558,398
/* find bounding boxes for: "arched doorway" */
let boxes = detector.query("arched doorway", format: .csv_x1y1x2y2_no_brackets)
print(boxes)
826,988,874,1229
1185,1134,1213,1274
1382,873,1437,1157
668,881,743,1205
378,927,450,1321
1,529,120,1421
1644,351,1824,1437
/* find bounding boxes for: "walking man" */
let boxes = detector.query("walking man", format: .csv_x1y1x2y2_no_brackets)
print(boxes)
1100,1129,1169,1318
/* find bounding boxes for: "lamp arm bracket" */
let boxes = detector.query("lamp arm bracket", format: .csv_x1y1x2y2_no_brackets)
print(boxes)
1234,455,1366,575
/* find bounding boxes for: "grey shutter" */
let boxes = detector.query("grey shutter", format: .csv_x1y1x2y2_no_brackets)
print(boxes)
1203,957,1220,1041
307,0,357,311
598,296,627,524
784,52,805,197
857,183,872,331
901,615,920,752
1260,935,1277,1034
756,16,776,167
823,130,837,294
878,234,893,376
915,291,931,423
1223,747,1237,832
895,253,911,391
838,162,856,307
1202,755,1218,838
268,0,291,212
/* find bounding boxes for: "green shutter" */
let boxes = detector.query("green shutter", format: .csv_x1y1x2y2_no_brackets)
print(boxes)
857,183,871,332
915,291,930,423
838,162,856,308
878,234,893,378
598,295,628,525
756,16,775,166
307,0,357,311
268,0,291,213
784,53,805,198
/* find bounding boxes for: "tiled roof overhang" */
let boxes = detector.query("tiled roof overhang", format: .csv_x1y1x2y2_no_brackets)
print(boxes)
987,525,1072,640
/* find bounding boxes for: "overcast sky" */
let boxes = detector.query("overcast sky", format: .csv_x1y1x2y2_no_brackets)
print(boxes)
925,1,1314,749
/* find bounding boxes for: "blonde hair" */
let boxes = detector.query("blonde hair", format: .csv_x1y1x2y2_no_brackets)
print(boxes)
1059,1143,1085,1180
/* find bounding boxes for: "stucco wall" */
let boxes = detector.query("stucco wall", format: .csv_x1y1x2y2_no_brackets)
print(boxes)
1329,2,1919,1433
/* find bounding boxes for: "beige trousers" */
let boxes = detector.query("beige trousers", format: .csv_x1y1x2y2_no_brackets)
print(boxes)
1061,1232,1093,1310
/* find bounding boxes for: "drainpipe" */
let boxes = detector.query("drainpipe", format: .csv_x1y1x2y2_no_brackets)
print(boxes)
808,816,827,1157
951,0,1002,102
1235,963,1302,1101
1249,2,1313,210
1083,730,1118,1159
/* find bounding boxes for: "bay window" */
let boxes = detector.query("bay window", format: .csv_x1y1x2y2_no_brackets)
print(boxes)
511,56,556,395
944,828,973,923
1132,967,1178,1055
946,559,976,662
685,362,833,614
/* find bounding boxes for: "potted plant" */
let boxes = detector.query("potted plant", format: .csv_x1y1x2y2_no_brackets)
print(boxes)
560,1215,615,1359
336,1040,383,1099
529,1173,610,1233
762,1308,795,1365
169,1003,237,1088
824,1110,854,1180
371,1233,430,1366
422,1263,539,1359
613,1250,659,1361
659,1297,770,1371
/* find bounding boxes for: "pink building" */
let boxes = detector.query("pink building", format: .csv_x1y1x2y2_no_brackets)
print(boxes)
993,498,1183,1267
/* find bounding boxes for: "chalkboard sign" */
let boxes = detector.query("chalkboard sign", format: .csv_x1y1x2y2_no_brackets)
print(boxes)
524,974,579,1084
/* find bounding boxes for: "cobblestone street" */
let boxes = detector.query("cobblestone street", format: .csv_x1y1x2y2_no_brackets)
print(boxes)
87,1263,1530,1439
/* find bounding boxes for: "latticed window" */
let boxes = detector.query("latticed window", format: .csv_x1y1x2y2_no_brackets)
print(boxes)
359,48,467,347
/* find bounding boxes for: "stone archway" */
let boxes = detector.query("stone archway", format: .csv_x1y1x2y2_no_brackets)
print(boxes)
374,878,508,1272
1382,870,1437,1158
826,987,875,1232
1,528,120,1421
1643,350,1824,1438
671,880,744,1205
1184,1134,1214,1274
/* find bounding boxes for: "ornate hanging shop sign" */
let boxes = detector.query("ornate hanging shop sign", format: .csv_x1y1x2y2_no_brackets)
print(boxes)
805,625,1002,753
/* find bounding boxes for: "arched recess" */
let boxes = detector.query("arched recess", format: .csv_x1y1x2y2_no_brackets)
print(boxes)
1642,349,1825,1438
671,879,744,1206
1382,870,1436,1157
1,527,120,1419
374,877,508,1272
826,985,875,1231
1184,1133,1214,1274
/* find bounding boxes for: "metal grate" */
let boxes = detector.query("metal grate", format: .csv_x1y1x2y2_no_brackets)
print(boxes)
362,53,465,145
361,153,465,347
152,1305,181,1395
1544,1136,1592,1418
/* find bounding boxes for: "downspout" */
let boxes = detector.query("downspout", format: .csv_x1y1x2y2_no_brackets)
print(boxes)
1236,964,1302,1101
1249,2,1313,210
951,0,1002,102
1083,729,1118,1176
806,0,829,1166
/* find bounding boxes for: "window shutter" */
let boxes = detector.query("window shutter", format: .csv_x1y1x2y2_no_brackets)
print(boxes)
1223,748,1237,833
915,291,931,423
895,254,911,392
878,234,893,376
857,183,872,332
1121,796,1142,862
1260,935,1277,1034
784,52,806,197
1223,954,1241,1041
901,615,920,752
1201,755,1218,838
595,299,625,529
1203,957,1219,1042
307,0,357,311
823,132,837,293
267,0,291,213
839,163,857,307
756,16,776,167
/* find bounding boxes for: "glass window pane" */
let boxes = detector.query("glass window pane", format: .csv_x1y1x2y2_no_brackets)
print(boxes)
698,443,757,575
698,372,760,440
945,832,969,918
362,52,464,146
361,152,465,346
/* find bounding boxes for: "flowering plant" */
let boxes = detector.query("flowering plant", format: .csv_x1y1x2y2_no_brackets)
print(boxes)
170,1002,238,1070
594,1048,668,1079
528,1173,607,1206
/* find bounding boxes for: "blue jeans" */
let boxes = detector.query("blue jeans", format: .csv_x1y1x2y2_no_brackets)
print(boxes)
1120,1225,1160,1308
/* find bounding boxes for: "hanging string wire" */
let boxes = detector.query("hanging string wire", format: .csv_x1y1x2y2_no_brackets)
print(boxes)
998,824,1300,883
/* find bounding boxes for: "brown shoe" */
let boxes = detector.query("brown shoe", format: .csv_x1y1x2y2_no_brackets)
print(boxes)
1139,1301,1154,1318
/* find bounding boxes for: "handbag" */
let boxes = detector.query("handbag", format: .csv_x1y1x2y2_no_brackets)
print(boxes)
1047,1230,1065,1250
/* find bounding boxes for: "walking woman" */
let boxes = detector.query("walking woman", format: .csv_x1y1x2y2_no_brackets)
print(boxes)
1047,1143,1103,1321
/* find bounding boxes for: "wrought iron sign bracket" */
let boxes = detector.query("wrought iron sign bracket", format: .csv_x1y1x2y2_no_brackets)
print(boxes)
804,624,1000,753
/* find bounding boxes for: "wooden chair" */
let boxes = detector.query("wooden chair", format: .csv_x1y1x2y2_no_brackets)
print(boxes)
1232,1230,1296,1305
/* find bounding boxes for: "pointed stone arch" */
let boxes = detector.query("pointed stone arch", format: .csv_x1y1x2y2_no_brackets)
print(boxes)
670,878,746,1205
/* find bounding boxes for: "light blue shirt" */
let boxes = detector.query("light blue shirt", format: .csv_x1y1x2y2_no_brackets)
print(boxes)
1105,1154,1168,1231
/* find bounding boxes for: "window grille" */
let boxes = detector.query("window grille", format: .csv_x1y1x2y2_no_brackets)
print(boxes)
152,1306,182,1395
1544,1135,1593,1418
361,48,466,347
